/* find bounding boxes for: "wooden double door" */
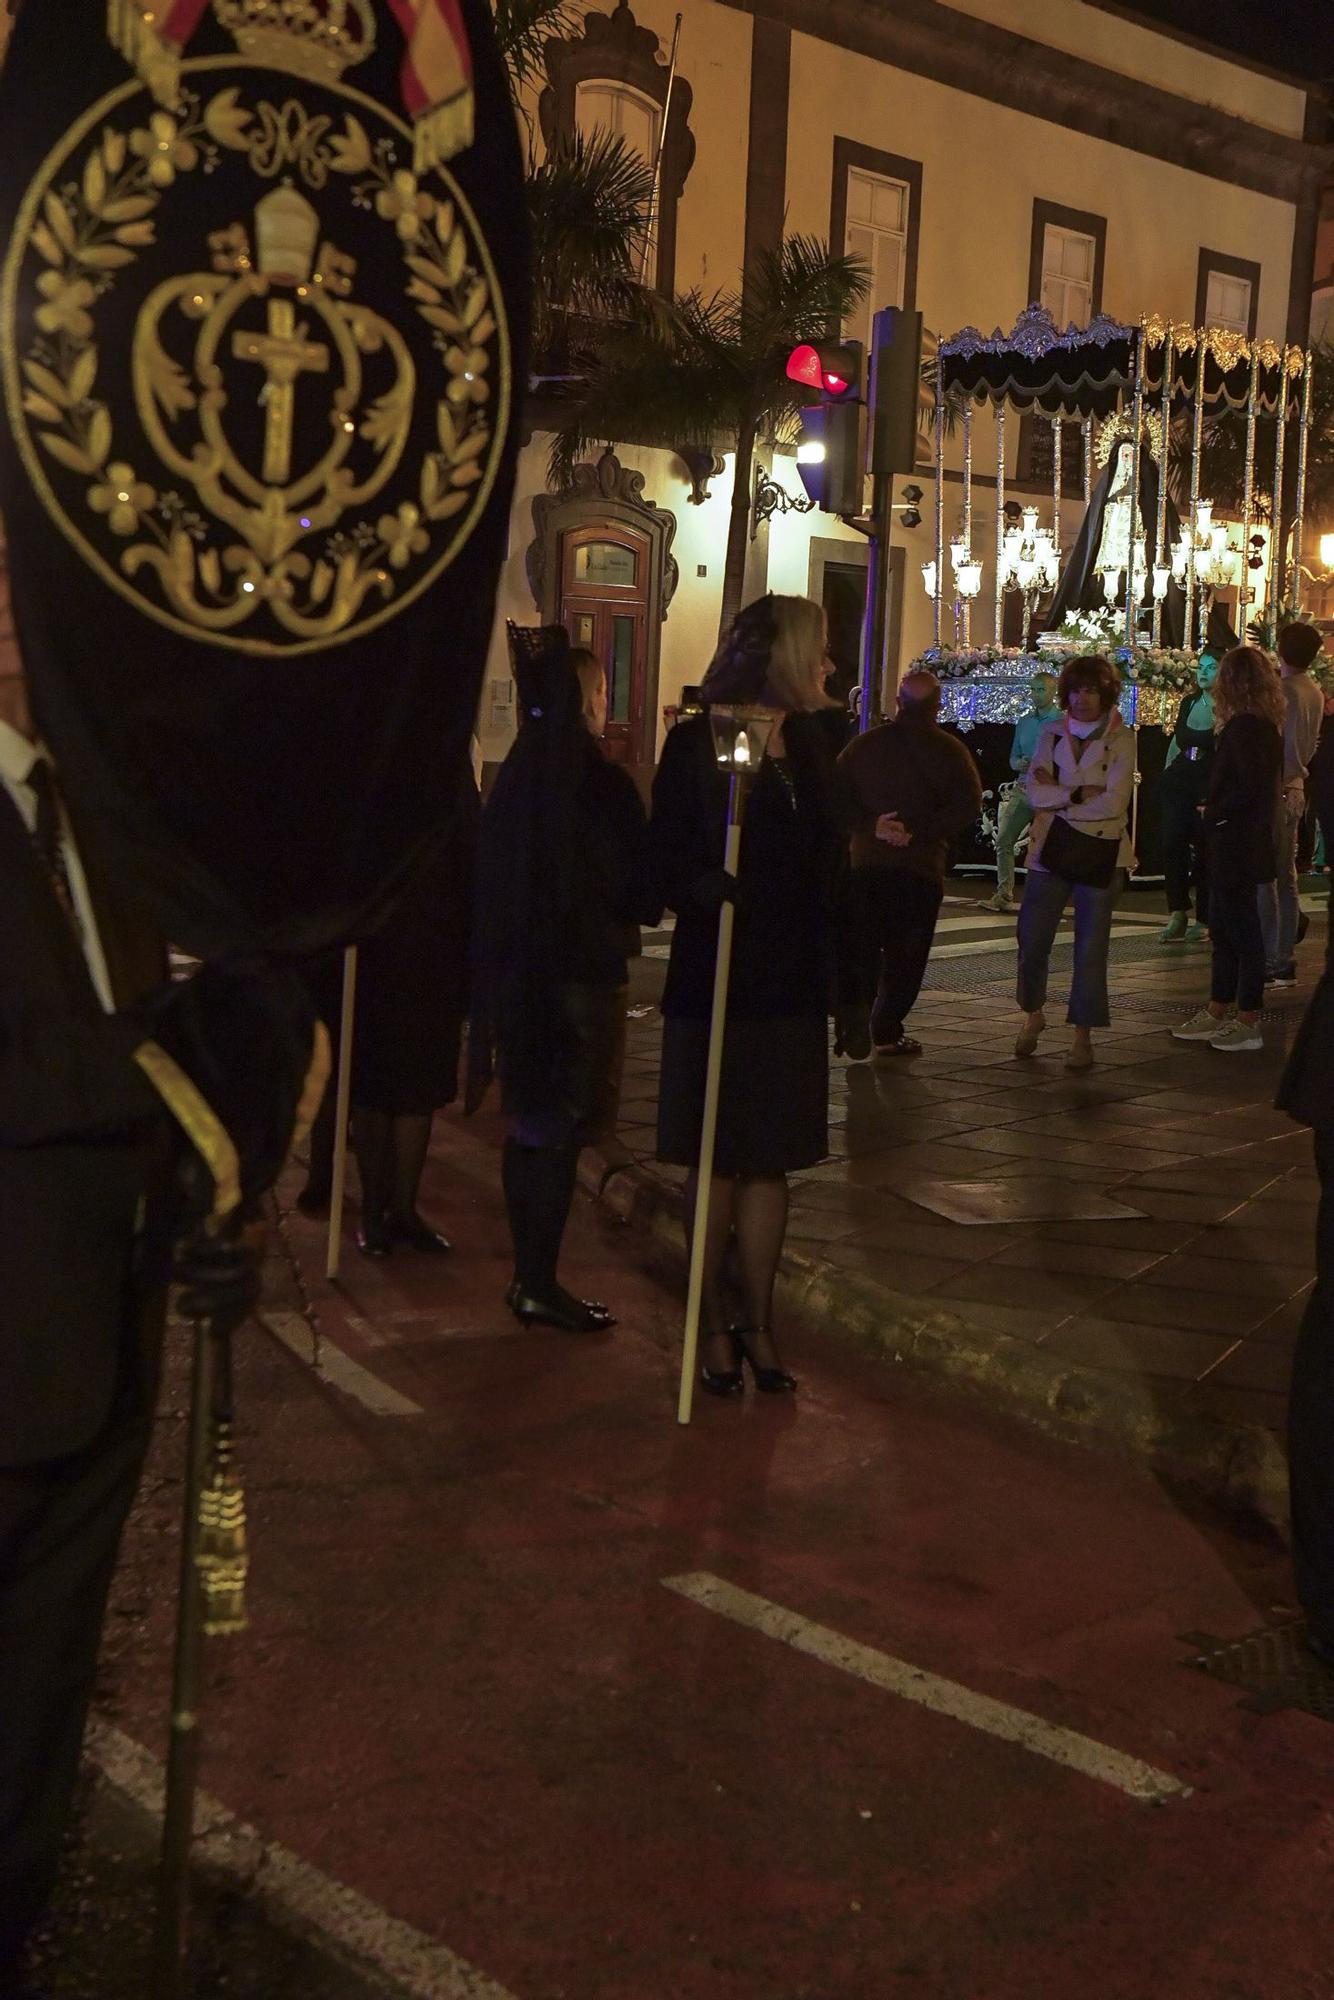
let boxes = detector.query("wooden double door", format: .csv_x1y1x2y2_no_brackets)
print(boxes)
559,522,650,764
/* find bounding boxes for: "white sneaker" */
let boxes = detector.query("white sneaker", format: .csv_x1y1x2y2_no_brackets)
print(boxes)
1172,1009,1225,1041
1210,1019,1263,1052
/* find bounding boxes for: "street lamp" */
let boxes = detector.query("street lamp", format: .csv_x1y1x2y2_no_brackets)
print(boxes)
677,704,777,1425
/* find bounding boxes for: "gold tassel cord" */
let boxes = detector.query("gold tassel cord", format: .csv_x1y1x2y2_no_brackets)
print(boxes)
196,1416,248,1637
413,90,475,174
132,1041,242,1226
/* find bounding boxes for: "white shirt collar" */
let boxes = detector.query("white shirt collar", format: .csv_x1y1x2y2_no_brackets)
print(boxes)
0,716,44,789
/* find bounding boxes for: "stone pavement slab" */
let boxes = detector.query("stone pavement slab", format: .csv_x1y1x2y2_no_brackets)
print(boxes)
598,888,1331,1527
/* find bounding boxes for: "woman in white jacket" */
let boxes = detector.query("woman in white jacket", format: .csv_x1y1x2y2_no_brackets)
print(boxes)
1014,654,1136,1071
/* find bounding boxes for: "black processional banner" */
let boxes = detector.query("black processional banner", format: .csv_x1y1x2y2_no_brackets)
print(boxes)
0,0,527,959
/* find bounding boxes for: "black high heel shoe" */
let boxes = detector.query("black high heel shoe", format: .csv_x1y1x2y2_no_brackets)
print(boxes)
356,1211,391,1258
505,1280,615,1332
732,1326,797,1394
700,1332,744,1398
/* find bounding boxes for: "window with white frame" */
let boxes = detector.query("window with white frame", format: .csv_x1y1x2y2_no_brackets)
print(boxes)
844,166,909,350
1204,267,1253,334
1040,223,1096,329
574,79,662,281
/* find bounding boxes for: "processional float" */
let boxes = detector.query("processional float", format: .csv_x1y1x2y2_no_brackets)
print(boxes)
915,307,1319,869
926,305,1317,676
0,0,527,1988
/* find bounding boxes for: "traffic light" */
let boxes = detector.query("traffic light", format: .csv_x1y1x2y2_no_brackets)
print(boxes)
787,339,866,520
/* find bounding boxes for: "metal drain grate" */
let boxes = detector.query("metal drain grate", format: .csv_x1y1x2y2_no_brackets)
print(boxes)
1181,1622,1334,1720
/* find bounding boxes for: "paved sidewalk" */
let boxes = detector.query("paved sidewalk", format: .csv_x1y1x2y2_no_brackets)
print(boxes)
599,887,1330,1525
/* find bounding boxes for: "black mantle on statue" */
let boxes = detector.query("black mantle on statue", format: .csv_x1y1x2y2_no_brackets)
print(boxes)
1040,449,1235,653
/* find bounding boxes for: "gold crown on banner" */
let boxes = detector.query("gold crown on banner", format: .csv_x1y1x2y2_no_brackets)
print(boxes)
212,0,376,83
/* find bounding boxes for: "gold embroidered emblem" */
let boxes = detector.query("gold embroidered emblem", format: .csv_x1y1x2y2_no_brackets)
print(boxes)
2,61,509,654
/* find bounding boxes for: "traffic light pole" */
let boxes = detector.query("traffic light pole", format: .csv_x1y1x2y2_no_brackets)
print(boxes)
857,308,922,734
857,466,895,733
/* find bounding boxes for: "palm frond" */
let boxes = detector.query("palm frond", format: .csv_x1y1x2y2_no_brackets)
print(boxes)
490,0,579,91
738,233,870,355
527,129,660,358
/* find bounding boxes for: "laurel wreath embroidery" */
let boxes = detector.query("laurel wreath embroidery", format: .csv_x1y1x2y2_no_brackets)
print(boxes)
19,88,496,637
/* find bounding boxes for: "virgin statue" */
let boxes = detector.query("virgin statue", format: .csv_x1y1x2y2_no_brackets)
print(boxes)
1042,427,1234,651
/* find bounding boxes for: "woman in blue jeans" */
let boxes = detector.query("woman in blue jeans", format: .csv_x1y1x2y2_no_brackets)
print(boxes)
1013,654,1136,1072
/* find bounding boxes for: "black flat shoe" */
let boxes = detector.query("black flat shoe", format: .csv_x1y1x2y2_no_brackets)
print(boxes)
389,1210,452,1254
733,1325,797,1394
295,1180,331,1217
505,1281,615,1332
356,1213,391,1258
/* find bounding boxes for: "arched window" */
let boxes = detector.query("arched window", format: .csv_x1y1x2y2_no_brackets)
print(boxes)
575,79,661,166
541,2,695,297
575,78,662,281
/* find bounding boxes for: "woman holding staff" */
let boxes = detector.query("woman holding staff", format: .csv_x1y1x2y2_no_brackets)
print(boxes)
650,595,841,1397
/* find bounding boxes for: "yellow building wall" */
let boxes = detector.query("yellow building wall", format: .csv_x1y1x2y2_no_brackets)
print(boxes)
619,0,753,293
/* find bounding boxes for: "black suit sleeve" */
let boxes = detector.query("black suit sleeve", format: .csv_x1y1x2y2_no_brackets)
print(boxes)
0,1009,162,1148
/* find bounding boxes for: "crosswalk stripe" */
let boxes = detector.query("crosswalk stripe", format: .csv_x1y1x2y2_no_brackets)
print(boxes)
663,1573,1190,1806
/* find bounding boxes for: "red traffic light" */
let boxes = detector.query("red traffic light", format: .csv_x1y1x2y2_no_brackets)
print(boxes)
786,340,861,400
786,343,823,390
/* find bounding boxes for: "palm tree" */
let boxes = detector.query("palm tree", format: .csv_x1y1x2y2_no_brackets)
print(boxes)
553,235,869,637
524,128,661,375
489,0,660,382
490,0,579,94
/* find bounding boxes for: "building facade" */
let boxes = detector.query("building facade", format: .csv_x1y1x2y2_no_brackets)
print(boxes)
485,0,1329,772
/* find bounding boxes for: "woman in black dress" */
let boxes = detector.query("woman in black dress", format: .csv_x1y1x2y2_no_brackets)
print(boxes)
298,789,476,1257
470,625,655,1331
651,594,840,1397
1158,652,1218,942
1171,646,1283,1054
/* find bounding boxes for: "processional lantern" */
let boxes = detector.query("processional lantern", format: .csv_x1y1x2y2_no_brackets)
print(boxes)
676,704,777,1428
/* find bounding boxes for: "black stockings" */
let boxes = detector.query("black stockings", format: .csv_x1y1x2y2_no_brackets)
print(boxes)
502,1138,580,1297
683,1172,790,1369
354,1109,434,1224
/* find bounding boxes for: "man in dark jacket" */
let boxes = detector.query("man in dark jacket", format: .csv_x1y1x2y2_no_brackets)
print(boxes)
834,670,983,1057
0,537,258,1984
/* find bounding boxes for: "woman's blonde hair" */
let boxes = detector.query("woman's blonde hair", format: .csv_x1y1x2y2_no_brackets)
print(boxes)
701,593,833,711
1213,645,1285,733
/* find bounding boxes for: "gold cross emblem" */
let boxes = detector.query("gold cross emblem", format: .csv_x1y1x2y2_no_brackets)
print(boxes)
232,298,329,486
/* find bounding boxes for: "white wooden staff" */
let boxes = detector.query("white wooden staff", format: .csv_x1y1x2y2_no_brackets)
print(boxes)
325,945,358,1281
677,708,774,1424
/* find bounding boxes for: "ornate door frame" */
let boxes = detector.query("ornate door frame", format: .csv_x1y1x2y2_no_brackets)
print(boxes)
527,449,678,765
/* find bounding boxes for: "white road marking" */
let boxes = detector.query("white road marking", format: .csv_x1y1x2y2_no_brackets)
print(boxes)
85,1722,518,1999
663,1573,1190,1806
265,1310,424,1418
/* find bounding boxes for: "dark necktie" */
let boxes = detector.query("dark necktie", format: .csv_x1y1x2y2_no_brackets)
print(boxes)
26,755,77,924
